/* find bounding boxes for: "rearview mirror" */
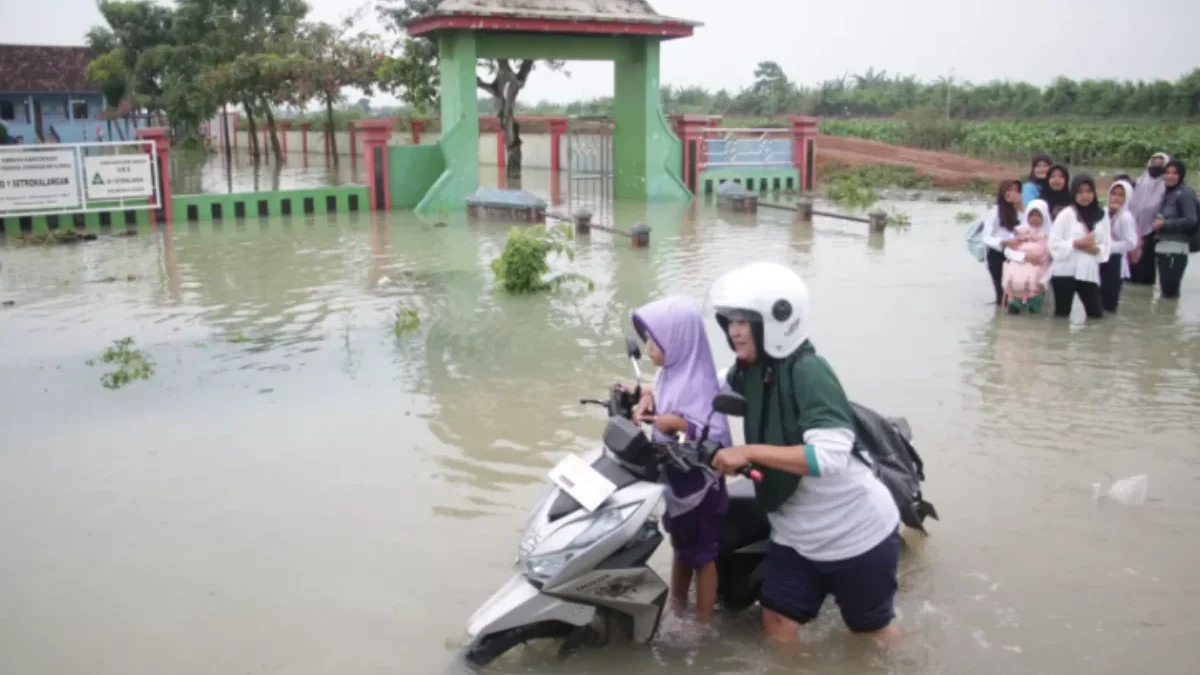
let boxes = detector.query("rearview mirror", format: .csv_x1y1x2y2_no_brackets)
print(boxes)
712,391,748,417
625,336,642,361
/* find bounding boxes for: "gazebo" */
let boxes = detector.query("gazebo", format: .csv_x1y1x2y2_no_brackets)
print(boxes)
404,0,701,214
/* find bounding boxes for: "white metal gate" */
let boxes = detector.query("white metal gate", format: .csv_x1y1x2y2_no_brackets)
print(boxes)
565,116,613,223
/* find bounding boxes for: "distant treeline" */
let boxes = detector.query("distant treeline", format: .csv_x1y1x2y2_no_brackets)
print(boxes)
516,63,1200,120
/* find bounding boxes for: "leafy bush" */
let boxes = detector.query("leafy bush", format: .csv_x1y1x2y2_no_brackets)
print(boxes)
491,224,592,294
87,337,156,389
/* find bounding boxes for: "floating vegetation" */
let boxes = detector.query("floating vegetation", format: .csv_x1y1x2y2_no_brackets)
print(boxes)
826,176,880,211
14,230,98,246
393,305,420,337
884,209,912,228
491,224,593,294
87,337,155,390
956,211,978,223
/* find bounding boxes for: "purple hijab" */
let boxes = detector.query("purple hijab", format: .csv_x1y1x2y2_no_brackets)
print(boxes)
631,296,732,447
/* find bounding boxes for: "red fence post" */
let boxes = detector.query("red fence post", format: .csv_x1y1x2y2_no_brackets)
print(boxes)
359,119,395,212
348,123,358,162
279,120,290,161
790,116,820,192
411,119,424,145
549,117,567,205
137,126,172,225
300,121,310,156
671,114,710,195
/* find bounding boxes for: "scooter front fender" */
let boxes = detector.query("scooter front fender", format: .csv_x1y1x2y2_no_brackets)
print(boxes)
467,574,596,640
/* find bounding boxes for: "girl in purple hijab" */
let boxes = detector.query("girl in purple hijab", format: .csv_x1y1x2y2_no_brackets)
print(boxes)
631,296,731,623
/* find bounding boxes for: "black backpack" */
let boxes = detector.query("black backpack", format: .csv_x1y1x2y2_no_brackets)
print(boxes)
1190,194,1200,253
730,353,940,533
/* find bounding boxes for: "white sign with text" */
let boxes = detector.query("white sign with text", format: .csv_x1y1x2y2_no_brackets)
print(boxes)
84,154,154,201
0,148,80,211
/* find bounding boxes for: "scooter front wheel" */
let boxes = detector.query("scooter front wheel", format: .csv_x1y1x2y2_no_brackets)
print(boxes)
462,620,591,668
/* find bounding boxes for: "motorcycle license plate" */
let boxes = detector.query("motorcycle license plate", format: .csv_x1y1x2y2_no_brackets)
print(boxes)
548,454,617,513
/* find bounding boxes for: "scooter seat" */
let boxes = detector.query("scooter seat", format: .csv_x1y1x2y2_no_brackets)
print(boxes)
720,479,771,551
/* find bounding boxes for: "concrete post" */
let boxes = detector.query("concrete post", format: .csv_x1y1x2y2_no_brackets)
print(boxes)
348,123,358,162
630,223,651,248
795,199,814,222
574,209,592,235
300,121,310,156
136,126,172,225
359,119,395,212
411,119,425,145
868,209,888,233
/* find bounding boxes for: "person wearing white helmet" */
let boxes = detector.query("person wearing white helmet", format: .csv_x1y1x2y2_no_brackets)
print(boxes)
706,262,902,644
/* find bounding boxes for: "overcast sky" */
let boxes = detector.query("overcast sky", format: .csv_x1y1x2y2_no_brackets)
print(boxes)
3,0,1198,105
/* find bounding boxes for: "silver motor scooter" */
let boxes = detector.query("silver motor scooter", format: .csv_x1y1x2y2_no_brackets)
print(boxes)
462,338,764,667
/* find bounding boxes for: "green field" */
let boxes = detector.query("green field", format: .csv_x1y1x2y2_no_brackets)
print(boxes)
815,118,1198,169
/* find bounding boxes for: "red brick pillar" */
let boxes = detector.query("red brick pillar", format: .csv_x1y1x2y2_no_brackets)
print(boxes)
279,120,290,160
300,121,310,156
549,117,567,205
137,126,172,225
790,116,819,192
411,119,425,145
360,119,395,212
672,114,711,195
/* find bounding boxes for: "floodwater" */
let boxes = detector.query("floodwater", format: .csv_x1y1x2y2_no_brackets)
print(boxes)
170,152,364,196
1,186,1199,675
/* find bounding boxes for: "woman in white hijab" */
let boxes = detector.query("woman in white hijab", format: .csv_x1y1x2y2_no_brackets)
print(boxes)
1099,180,1138,312
1127,152,1170,285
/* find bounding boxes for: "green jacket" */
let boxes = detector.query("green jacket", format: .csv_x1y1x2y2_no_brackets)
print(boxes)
725,341,857,513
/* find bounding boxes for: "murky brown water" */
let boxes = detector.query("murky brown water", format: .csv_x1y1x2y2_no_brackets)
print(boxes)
2,190,1199,675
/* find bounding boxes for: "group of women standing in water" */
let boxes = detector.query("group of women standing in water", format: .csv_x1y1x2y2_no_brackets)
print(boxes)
978,152,1197,319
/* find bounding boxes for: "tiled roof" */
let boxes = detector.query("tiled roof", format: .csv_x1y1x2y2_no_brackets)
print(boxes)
0,44,100,94
426,0,698,25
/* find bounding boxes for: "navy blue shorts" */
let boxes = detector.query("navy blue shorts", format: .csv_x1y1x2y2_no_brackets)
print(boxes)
760,530,900,633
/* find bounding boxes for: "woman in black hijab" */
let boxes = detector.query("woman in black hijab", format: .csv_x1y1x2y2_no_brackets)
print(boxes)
1041,164,1073,219
1150,160,1198,299
1047,174,1110,319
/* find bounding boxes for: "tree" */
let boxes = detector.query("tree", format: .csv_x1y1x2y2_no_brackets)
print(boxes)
295,21,379,166
377,0,564,180
86,49,128,139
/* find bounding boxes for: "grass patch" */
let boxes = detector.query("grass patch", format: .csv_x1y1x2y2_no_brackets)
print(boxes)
14,230,98,246
87,337,155,389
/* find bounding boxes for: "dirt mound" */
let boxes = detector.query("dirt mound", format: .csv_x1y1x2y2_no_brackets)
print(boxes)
817,135,1021,189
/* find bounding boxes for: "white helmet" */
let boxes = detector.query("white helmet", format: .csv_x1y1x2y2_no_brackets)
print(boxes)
706,262,811,359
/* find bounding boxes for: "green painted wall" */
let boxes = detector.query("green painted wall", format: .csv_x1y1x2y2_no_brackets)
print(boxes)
702,168,801,195
416,30,480,215
172,186,369,222
0,204,154,234
414,31,691,212
389,145,445,209
613,40,689,202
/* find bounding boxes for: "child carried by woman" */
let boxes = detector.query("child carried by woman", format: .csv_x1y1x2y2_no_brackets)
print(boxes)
1001,200,1053,314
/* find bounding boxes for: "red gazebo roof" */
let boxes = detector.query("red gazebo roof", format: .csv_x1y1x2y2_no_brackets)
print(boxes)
405,0,700,39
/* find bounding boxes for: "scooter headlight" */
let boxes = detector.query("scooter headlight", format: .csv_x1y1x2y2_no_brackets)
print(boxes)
522,502,642,582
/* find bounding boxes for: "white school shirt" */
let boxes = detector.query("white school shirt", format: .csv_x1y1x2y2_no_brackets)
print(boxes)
982,207,1026,262
1107,209,1138,279
1047,207,1111,285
